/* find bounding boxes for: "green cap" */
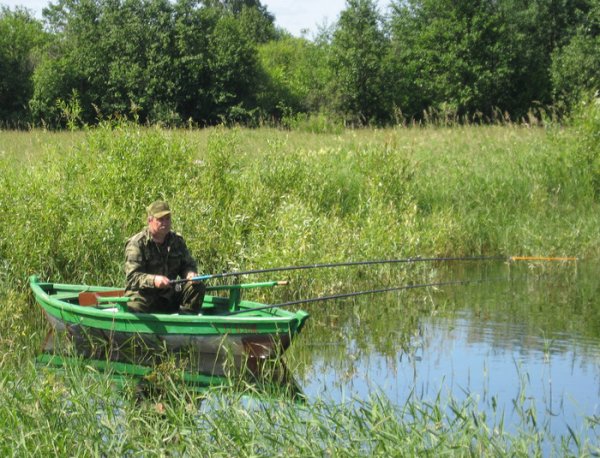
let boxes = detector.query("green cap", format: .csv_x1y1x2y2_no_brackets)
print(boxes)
147,200,171,218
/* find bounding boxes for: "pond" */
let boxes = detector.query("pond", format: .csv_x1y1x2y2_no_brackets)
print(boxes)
286,260,600,449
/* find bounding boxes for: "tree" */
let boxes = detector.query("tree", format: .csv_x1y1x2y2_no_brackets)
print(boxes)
329,0,389,124
96,0,180,123
30,0,265,126
208,13,260,123
0,7,46,126
387,0,597,120
388,0,529,120
171,1,218,123
256,36,330,118
32,0,122,125
551,2,600,109
202,0,276,42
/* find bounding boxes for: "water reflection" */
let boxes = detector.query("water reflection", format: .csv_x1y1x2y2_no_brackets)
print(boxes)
36,342,305,402
288,260,600,443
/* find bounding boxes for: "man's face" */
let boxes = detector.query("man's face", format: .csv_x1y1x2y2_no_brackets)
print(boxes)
148,214,171,239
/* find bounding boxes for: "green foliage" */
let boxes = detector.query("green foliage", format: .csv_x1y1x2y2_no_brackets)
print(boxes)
388,0,600,120
551,4,600,109
0,6,47,127
551,33,600,109
281,111,344,134
257,36,330,118
0,363,594,456
171,1,218,123
388,0,549,120
571,96,600,198
236,2,277,43
0,123,198,285
30,0,265,127
3,0,600,126
2,122,599,291
329,0,389,125
208,13,260,124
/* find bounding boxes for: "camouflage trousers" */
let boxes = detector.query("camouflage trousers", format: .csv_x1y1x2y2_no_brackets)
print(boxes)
126,281,206,314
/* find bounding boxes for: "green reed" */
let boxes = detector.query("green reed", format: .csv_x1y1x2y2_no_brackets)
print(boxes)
0,119,598,353
1,355,597,457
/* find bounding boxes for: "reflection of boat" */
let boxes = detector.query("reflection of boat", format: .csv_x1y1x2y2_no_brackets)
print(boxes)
35,351,304,401
30,275,309,376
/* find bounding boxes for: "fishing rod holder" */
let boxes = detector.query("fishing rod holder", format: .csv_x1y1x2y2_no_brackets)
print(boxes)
205,280,289,311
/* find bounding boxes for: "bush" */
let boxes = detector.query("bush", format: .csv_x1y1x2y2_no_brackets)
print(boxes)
571,97,600,198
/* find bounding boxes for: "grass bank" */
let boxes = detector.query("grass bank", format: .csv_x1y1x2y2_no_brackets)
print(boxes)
1,119,599,291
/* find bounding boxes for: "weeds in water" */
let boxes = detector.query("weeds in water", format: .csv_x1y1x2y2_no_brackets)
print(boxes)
4,356,593,456
3,345,596,457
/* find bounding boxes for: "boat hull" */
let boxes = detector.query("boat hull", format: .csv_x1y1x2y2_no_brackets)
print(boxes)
31,276,308,376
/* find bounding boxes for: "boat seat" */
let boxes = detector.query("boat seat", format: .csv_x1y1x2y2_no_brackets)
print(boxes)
79,290,125,306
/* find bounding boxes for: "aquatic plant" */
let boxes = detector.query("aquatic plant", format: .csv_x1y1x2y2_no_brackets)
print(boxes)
0,357,597,456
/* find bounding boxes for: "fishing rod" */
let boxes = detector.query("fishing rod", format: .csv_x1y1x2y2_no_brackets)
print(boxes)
226,278,498,316
171,255,506,285
171,254,576,285
509,256,577,261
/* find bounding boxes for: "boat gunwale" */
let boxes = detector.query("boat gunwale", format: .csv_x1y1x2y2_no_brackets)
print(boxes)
29,275,309,326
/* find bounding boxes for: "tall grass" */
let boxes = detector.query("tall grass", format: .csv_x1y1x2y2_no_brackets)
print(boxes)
1,114,599,344
1,118,599,290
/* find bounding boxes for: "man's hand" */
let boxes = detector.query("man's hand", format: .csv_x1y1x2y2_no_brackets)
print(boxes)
154,275,171,289
186,271,198,281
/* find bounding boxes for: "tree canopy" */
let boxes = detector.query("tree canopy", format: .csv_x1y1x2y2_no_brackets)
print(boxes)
0,0,598,128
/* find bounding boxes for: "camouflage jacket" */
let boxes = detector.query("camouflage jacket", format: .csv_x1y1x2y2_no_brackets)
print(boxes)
124,228,198,291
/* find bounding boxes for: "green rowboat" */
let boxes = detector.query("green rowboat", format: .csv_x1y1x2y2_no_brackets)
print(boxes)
30,275,309,375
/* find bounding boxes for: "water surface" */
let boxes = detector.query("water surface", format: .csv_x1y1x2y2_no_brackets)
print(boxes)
288,260,600,445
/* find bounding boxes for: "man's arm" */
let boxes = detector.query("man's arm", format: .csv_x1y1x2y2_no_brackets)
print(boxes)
125,240,156,290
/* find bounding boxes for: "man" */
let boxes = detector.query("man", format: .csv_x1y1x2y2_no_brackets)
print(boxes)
124,200,205,313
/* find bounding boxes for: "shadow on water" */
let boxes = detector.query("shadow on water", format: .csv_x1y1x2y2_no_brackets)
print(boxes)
285,259,600,448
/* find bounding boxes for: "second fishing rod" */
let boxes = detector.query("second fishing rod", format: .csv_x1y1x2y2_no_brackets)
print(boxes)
170,254,576,285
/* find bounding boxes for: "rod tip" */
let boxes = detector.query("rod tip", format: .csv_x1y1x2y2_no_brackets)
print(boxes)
509,256,578,262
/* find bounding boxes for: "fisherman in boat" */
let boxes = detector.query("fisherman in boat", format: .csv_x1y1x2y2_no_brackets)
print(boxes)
124,200,205,314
